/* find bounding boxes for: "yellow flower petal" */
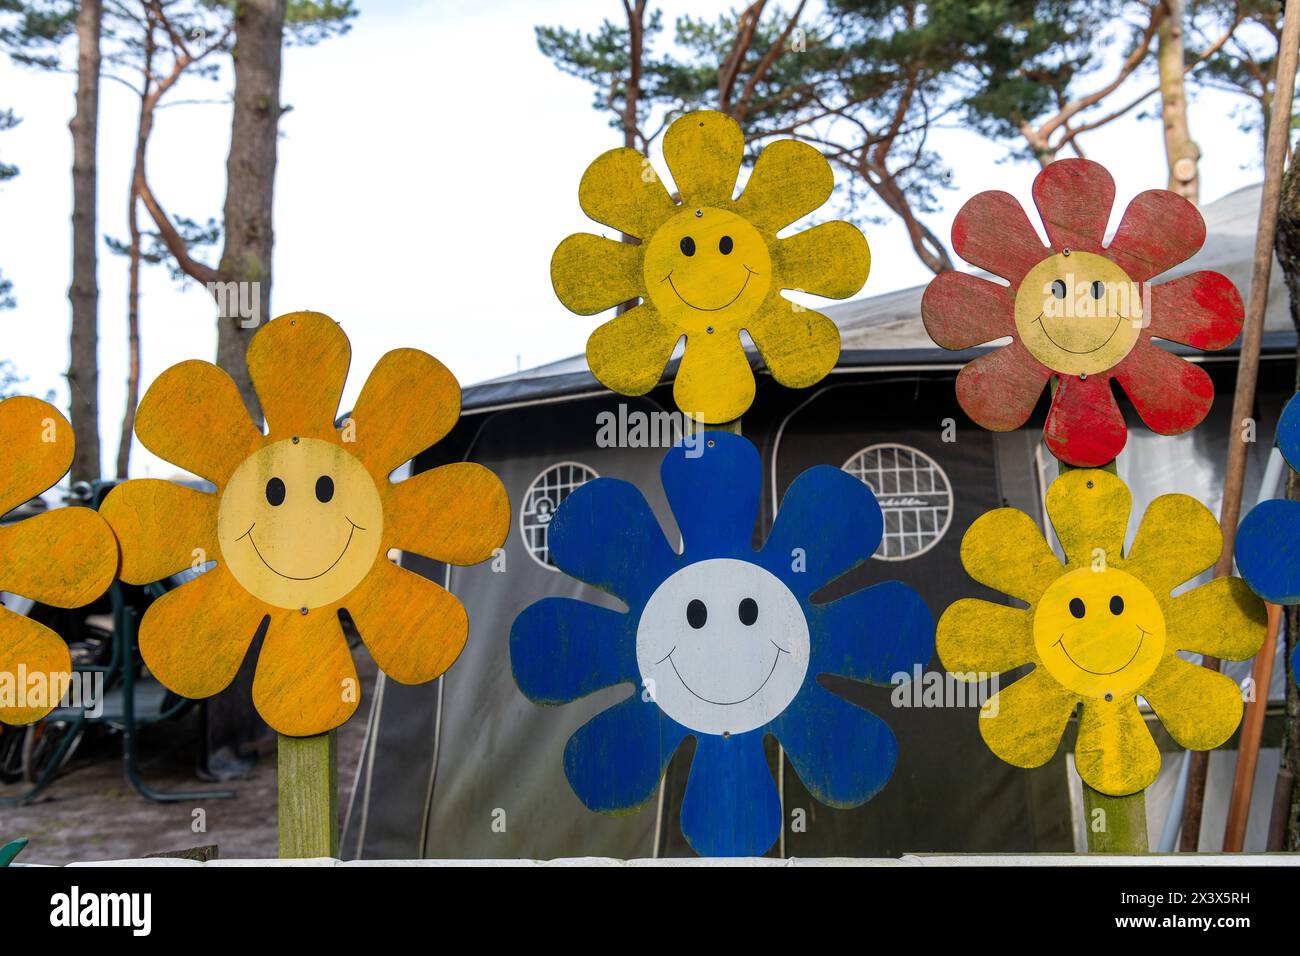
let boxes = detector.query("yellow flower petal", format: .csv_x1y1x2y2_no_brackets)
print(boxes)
136,359,264,485
0,608,71,725
101,480,218,585
1046,468,1130,567
350,348,460,479
1167,576,1267,659
586,303,681,395
248,312,350,441
774,221,870,299
0,397,73,515
579,147,678,240
663,110,744,207
979,666,1076,767
1075,697,1160,795
673,330,754,423
0,507,116,607
960,508,1063,603
388,462,509,564
138,565,266,701
551,233,643,316
253,604,358,737
1143,655,1244,751
745,302,839,388
937,598,1034,674
1124,493,1222,595
734,139,834,232
347,558,467,685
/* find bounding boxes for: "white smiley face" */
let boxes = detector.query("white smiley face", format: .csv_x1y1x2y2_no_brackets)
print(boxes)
636,558,810,736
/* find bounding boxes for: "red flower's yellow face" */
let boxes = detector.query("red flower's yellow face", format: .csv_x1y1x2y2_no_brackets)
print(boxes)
217,437,384,610
1031,566,1166,698
642,207,772,334
1014,251,1144,376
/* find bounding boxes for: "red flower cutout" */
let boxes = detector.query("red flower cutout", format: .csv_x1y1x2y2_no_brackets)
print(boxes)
922,159,1243,466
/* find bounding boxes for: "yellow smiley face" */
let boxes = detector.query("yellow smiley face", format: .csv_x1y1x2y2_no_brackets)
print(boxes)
217,438,384,610
1014,251,1143,376
1032,567,1166,698
643,207,772,334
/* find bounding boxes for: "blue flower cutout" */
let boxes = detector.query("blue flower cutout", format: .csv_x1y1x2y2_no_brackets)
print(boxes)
509,431,934,857
1238,392,1300,681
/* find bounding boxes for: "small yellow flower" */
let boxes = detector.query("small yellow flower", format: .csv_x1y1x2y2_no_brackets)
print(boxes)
551,110,871,423
937,469,1265,796
102,312,509,737
0,398,117,725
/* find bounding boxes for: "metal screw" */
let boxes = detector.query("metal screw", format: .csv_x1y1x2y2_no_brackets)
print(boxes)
299,607,308,615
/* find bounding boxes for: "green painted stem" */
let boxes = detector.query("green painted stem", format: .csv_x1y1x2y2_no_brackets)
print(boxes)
278,731,338,859
1083,784,1149,853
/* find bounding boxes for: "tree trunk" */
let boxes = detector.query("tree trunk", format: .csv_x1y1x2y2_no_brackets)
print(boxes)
217,0,286,421
1158,0,1200,203
67,0,101,486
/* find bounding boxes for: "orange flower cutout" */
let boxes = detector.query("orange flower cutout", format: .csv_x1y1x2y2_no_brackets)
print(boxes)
0,398,117,725
101,312,509,737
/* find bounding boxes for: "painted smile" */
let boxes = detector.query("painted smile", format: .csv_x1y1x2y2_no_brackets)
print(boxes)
1033,313,1124,355
660,640,788,706
663,266,757,312
1054,626,1150,676
239,518,365,581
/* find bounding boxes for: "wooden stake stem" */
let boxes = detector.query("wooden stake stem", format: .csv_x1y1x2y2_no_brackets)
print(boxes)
1084,785,1149,853
1223,603,1281,850
278,731,339,859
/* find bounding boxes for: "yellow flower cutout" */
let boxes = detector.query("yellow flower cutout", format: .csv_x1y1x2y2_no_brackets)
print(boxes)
551,110,871,423
0,398,117,725
937,469,1265,796
101,312,510,737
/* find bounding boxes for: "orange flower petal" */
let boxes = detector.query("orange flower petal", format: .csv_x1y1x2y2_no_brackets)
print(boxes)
350,349,460,480
135,360,263,485
0,397,73,515
253,606,358,737
387,462,509,564
248,312,351,441
0,608,71,725
347,558,467,685
101,479,218,585
0,507,116,607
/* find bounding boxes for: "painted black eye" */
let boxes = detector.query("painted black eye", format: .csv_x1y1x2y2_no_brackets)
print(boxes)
1091,280,1106,300
679,236,696,257
686,599,707,629
1051,279,1067,299
719,235,734,255
265,477,285,506
1069,597,1086,619
316,475,334,503
1109,595,1124,615
738,597,758,626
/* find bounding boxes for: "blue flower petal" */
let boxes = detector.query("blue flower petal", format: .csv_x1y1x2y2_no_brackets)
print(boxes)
758,465,883,596
510,598,638,705
549,477,679,607
660,431,760,560
1276,392,1300,472
772,683,897,808
564,694,688,813
680,731,780,857
1237,498,1300,604
809,580,935,683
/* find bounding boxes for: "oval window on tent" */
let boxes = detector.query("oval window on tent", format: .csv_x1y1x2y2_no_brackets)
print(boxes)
519,461,600,570
841,444,953,561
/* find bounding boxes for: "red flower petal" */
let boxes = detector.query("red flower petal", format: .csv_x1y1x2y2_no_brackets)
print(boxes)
951,191,1047,285
921,272,1016,349
1032,158,1114,254
1147,271,1244,350
1114,342,1214,435
1107,189,1205,282
1044,373,1127,466
955,341,1052,431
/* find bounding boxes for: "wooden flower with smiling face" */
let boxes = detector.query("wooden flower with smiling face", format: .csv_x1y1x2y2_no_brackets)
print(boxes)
551,110,871,424
101,312,510,737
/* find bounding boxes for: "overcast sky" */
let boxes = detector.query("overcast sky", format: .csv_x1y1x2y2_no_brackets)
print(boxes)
0,0,1271,478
